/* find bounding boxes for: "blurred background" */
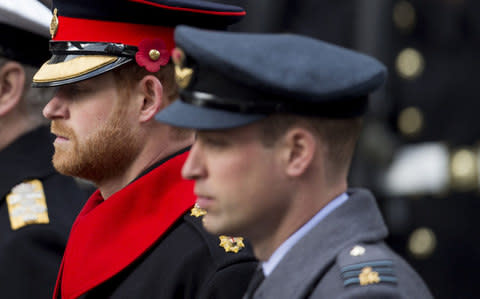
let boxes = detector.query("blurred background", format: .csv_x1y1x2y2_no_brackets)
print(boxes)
38,0,479,297
214,0,479,298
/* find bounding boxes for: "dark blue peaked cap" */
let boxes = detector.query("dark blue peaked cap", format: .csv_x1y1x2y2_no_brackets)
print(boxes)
51,0,245,28
155,26,387,130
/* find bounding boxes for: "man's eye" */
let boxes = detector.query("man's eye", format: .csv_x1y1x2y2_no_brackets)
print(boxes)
72,86,92,95
59,85,92,99
203,137,228,147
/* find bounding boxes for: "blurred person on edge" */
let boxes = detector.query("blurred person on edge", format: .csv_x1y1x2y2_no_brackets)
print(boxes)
0,0,88,298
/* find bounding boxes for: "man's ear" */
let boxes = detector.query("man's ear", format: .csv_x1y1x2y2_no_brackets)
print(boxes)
281,127,316,177
137,74,164,123
0,61,25,117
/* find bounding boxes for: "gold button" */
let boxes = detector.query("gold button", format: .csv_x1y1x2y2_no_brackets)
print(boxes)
396,48,425,80
149,49,161,61
397,106,423,137
408,227,436,259
393,1,416,32
450,148,478,191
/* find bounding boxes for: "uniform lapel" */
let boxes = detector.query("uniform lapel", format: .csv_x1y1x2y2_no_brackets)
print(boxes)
254,189,388,299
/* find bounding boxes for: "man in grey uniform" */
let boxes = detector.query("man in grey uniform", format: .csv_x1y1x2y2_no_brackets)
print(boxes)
156,26,433,299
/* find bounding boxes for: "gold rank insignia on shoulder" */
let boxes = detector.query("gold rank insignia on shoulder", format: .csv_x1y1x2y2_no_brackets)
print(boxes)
359,267,380,285
172,48,193,89
6,180,50,230
340,260,397,287
190,203,207,217
219,235,245,253
50,8,59,39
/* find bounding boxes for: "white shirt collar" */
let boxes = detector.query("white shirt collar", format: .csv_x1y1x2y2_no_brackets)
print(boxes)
261,192,349,276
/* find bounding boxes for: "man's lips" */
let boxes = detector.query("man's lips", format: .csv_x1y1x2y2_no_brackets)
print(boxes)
52,132,70,143
196,195,214,210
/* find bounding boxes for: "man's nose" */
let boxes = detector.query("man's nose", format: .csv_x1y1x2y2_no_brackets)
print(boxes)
43,94,69,120
182,143,206,181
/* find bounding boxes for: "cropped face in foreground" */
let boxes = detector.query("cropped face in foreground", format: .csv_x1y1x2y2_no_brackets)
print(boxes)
42,71,143,184
182,122,292,242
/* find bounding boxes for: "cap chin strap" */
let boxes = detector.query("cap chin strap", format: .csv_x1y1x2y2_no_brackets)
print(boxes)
49,41,138,58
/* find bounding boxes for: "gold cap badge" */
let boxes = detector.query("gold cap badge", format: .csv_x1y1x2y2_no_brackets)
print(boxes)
6,180,50,230
219,235,245,253
172,48,193,89
50,8,59,39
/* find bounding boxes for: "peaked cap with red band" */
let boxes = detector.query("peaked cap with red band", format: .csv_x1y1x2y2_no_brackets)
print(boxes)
32,0,245,87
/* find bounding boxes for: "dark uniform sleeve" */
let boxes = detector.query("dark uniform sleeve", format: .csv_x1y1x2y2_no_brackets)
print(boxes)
0,176,87,299
0,224,65,298
198,259,258,299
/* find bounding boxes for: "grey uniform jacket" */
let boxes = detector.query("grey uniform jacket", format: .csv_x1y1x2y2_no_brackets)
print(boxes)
248,188,433,299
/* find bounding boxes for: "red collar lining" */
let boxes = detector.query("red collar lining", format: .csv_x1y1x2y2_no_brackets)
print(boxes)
57,151,194,299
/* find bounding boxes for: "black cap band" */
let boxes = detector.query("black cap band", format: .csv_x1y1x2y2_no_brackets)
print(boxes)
180,90,369,118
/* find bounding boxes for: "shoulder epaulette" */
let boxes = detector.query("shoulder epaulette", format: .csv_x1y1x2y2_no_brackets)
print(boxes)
338,244,398,287
6,179,49,230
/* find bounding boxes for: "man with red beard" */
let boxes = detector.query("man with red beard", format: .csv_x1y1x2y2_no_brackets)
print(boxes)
32,0,257,298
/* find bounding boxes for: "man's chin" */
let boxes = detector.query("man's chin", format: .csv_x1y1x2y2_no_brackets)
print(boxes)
52,159,76,177
202,216,241,237
52,151,81,177
201,215,222,234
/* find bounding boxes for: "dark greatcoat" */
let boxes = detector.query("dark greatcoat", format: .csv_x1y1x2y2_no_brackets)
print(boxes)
55,149,257,299
0,126,89,299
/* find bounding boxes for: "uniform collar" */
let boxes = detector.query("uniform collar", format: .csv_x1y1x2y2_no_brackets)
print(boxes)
134,146,191,182
261,192,349,276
